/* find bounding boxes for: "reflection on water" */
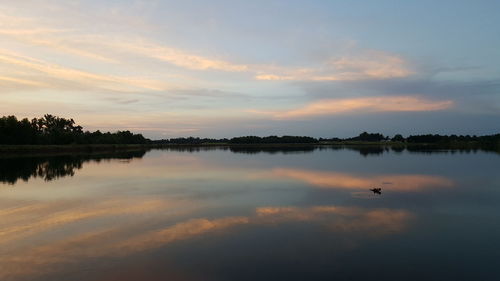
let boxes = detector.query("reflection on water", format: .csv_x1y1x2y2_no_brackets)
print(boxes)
229,146,317,154
157,145,319,154
153,145,494,156
271,168,454,192
1,146,447,185
0,200,411,280
1,147,499,281
0,150,147,184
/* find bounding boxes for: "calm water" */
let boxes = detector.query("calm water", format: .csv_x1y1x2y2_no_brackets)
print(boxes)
1,147,499,281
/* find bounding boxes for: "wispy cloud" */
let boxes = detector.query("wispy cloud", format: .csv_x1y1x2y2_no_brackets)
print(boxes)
118,41,249,72
0,49,173,92
0,2,492,136
0,9,250,95
255,51,413,81
0,76,47,87
249,96,454,119
0,8,249,71
0,9,412,88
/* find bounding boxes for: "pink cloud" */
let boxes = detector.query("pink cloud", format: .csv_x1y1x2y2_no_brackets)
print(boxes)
250,96,454,119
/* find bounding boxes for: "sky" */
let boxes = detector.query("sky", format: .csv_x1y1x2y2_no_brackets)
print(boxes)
0,0,499,139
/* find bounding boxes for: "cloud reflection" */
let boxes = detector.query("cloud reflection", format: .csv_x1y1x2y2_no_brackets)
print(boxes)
256,205,412,235
0,197,412,280
272,168,454,191
0,198,175,245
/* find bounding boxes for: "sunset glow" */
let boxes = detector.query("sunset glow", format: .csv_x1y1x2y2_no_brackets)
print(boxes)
250,96,454,119
0,1,498,138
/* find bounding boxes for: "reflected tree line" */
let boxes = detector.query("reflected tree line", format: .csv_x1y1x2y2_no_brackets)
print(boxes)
1,145,494,185
159,146,317,154
159,145,490,156
0,150,147,184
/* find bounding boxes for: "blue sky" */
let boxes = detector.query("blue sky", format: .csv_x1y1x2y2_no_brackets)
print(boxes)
0,0,499,138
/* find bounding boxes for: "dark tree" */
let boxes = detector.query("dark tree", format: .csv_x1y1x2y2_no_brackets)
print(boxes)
391,134,405,142
349,132,386,142
0,114,149,145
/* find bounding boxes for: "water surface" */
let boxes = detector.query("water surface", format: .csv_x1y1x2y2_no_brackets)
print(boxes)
1,147,499,281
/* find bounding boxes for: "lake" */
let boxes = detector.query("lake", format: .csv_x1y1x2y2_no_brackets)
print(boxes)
1,146,499,281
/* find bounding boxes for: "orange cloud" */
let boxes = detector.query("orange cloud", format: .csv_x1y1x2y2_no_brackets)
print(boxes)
272,168,454,191
250,96,454,119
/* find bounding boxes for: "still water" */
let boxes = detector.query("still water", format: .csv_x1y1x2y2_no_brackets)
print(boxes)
1,147,499,281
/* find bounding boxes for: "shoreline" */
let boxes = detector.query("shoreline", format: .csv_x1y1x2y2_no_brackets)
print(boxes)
0,141,497,155
0,144,158,155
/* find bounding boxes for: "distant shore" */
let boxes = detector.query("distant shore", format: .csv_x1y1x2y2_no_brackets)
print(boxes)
2,115,498,155
1,141,498,155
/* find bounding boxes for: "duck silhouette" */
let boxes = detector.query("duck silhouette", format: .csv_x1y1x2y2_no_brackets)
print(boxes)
369,187,382,194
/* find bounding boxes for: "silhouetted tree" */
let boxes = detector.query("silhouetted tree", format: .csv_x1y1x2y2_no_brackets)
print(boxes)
349,132,386,142
0,114,149,145
0,116,38,144
392,134,405,142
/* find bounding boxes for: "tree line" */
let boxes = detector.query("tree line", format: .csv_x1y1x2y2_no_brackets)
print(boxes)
156,132,500,153
0,115,148,145
154,135,318,144
1,115,499,148
156,132,500,146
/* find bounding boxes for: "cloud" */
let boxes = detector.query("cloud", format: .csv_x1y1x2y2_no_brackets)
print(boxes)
0,49,173,93
0,76,47,87
0,9,412,87
255,51,413,81
0,9,251,96
123,42,249,72
0,8,249,72
250,96,454,119
1,2,492,137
